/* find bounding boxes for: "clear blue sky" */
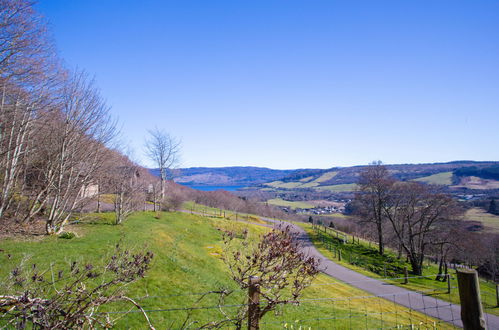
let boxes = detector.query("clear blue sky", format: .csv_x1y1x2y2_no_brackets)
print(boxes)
37,0,499,169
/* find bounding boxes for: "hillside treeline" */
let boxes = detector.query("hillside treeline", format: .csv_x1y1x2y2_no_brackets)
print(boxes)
454,165,499,181
0,0,160,234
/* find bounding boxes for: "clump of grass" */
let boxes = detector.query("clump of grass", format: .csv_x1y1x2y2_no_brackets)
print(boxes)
58,231,76,239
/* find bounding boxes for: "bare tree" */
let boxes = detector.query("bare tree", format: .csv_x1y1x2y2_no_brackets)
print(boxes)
355,161,395,255
0,244,154,329
0,0,59,220
0,0,56,85
144,128,180,210
110,156,145,225
383,182,461,275
218,226,320,329
21,70,116,234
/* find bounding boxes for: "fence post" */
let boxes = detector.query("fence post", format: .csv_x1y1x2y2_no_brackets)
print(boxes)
447,274,451,294
248,276,260,330
403,267,408,284
495,283,499,307
456,269,486,330
338,249,342,261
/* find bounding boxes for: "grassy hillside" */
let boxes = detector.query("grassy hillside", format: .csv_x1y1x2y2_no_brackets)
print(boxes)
0,211,447,328
413,171,453,185
465,208,499,233
257,162,499,194
316,183,358,192
266,198,315,209
300,222,499,316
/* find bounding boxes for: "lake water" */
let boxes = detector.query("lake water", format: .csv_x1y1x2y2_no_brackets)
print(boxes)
180,185,246,192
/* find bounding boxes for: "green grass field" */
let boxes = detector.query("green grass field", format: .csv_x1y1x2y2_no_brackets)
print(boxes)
266,198,315,209
313,171,338,183
300,222,499,317
316,183,358,192
413,172,453,185
0,211,448,328
263,171,339,190
465,207,499,233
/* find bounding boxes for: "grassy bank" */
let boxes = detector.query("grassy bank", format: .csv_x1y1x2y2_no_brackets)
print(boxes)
0,211,451,328
301,222,499,316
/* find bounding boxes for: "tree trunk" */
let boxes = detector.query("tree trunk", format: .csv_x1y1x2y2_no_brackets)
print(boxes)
409,256,423,276
377,222,384,255
436,257,444,281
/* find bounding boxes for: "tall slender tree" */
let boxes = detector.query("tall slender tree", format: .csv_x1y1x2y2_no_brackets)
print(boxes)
144,128,180,211
355,161,395,255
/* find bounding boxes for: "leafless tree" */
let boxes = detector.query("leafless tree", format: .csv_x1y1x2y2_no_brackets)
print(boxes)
144,128,180,211
355,161,395,255
0,0,56,85
0,0,60,220
0,244,154,329
110,155,145,225
21,70,116,234
383,182,461,275
218,226,320,329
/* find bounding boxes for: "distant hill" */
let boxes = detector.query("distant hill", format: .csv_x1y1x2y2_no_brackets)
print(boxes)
259,161,499,193
149,166,301,186
148,161,499,192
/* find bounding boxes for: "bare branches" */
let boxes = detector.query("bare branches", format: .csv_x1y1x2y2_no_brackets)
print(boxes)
355,162,395,255
145,128,180,182
0,244,154,329
220,226,320,327
144,128,180,210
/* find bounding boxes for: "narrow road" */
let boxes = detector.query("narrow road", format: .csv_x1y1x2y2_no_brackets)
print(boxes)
181,209,499,328
261,217,499,329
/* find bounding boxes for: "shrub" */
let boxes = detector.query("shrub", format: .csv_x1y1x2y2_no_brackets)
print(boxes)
58,231,76,239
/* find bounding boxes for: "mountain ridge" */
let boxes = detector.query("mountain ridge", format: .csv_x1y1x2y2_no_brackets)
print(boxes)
148,161,499,189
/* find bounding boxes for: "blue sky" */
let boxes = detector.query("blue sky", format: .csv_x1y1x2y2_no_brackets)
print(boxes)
37,1,499,169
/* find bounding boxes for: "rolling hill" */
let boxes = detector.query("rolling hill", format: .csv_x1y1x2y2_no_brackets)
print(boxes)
149,162,499,194
258,161,499,194
152,166,302,186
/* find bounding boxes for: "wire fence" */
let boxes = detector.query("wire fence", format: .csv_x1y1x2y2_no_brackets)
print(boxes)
3,272,496,329
103,285,463,329
46,273,470,329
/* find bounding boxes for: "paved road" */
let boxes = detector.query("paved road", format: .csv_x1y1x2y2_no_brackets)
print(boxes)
180,210,498,328
260,218,499,329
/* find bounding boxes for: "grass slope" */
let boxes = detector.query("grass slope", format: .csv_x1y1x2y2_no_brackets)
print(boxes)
300,222,499,316
0,211,450,328
316,183,358,192
413,172,453,185
465,207,499,233
313,171,338,183
266,198,315,209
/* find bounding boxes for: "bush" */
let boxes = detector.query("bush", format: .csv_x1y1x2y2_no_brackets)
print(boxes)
58,231,76,239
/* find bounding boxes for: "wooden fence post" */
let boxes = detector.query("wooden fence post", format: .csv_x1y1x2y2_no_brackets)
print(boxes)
248,276,260,330
456,269,486,330
447,273,451,294
338,249,342,261
403,267,408,284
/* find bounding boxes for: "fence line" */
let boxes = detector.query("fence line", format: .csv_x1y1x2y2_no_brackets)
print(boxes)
132,288,243,300
311,273,446,286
